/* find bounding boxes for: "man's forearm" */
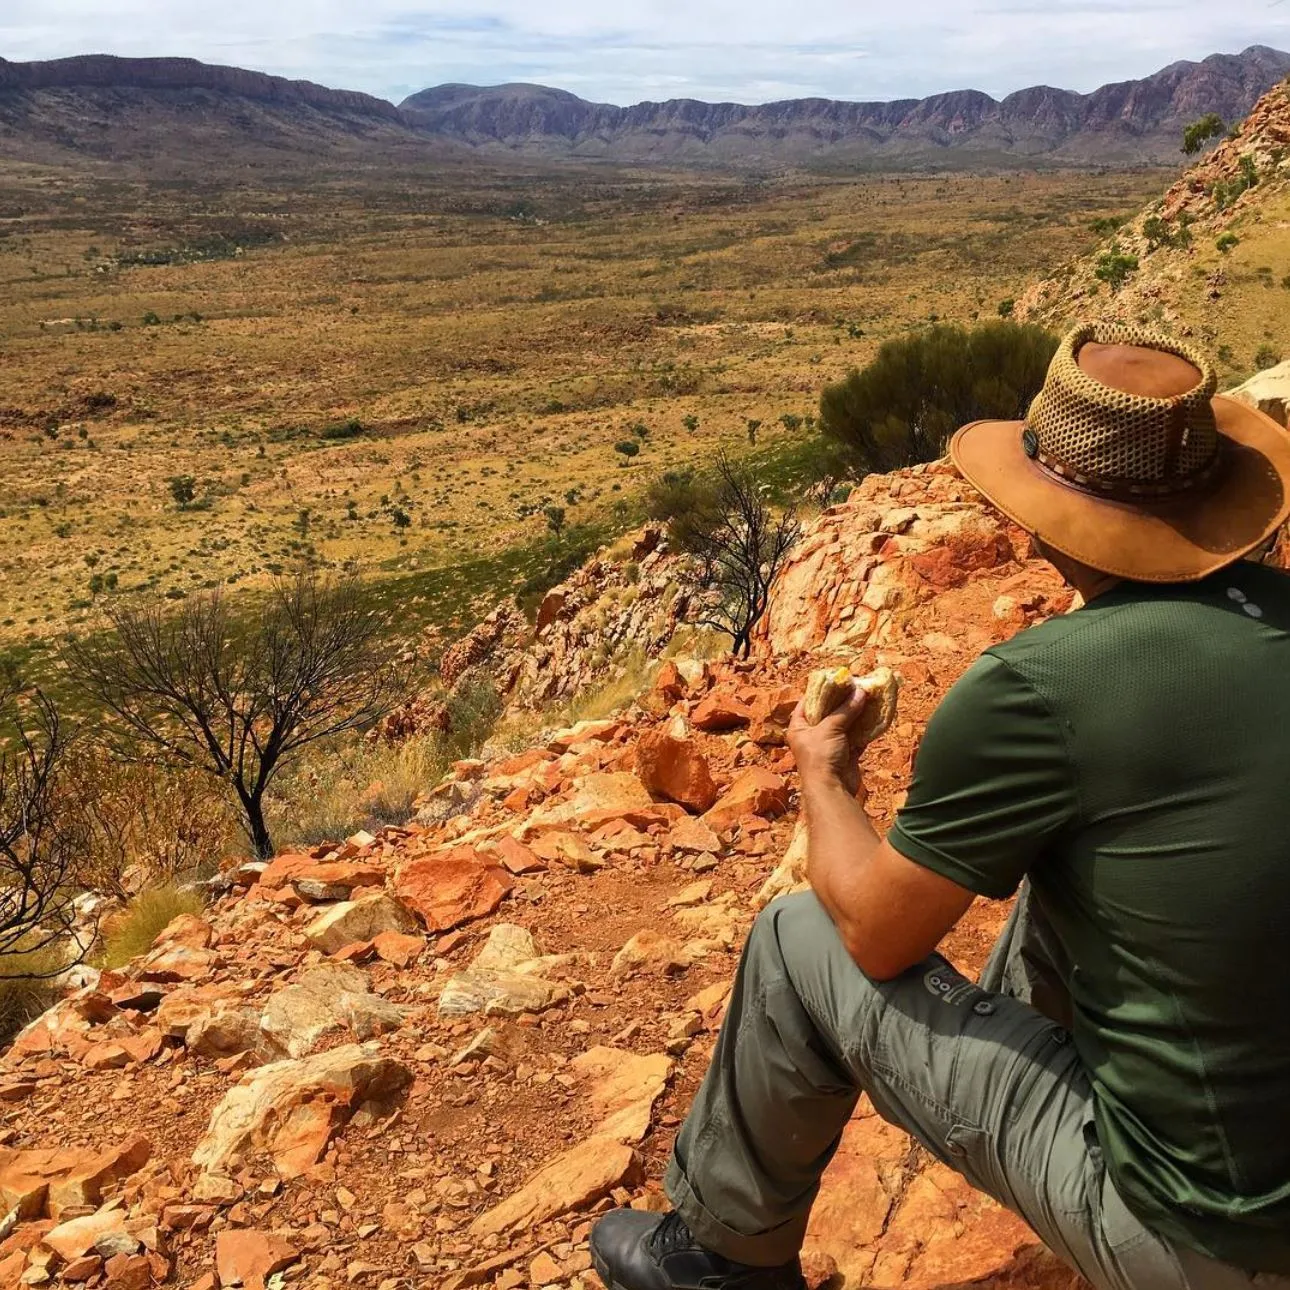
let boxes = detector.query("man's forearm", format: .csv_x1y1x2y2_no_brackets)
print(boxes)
802,774,882,954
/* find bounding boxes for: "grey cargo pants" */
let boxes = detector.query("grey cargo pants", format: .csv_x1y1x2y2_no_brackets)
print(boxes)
664,886,1284,1290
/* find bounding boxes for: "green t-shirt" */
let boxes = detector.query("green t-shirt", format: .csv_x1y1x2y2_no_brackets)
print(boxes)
888,562,1290,1274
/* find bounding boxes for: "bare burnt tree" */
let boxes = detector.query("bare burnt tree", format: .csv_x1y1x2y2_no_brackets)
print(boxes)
0,680,80,964
689,454,801,657
64,570,407,860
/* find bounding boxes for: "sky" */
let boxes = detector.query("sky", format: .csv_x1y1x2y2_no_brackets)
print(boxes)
2,1,1288,107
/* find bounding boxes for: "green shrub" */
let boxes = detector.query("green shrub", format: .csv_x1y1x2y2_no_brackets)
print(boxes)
819,321,1058,474
644,468,720,552
1255,345,1283,371
168,475,196,508
997,298,1015,317
1182,113,1227,155
1094,247,1140,293
614,440,641,459
320,418,365,440
99,886,206,970
1216,233,1240,255
1142,215,1191,253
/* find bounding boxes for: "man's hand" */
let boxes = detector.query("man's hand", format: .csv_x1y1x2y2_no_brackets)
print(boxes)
788,686,869,797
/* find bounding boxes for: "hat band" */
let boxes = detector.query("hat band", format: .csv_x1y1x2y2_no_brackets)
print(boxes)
1023,426,1225,503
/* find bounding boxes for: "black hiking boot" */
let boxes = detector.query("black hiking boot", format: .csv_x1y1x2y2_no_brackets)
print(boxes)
589,1209,807,1290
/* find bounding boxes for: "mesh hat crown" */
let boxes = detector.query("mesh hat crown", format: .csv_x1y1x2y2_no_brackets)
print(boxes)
1024,323,1221,501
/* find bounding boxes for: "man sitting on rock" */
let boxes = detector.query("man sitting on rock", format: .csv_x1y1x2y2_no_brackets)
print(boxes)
591,324,1290,1290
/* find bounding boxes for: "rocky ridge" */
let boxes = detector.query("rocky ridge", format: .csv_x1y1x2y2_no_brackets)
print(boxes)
0,461,1106,1290
400,47,1290,167
2,47,1286,170
1016,77,1290,335
0,57,401,121
0,55,426,165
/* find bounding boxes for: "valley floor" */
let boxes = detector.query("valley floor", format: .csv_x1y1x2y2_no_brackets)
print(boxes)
0,157,1161,651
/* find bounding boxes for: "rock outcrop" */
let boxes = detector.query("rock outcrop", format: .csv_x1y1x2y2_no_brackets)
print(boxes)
1016,79,1290,339
0,460,1154,1288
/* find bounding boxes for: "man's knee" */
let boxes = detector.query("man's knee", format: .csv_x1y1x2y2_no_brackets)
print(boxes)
749,890,845,973
749,892,888,1043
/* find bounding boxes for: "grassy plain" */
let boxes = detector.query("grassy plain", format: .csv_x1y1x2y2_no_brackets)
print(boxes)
0,158,1166,656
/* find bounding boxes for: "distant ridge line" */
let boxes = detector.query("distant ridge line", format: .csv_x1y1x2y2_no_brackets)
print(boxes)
0,52,402,121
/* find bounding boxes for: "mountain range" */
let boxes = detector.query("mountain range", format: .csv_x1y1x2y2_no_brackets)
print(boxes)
1,45,1288,170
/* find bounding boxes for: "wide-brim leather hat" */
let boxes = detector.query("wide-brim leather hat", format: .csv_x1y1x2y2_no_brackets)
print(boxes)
951,322,1290,582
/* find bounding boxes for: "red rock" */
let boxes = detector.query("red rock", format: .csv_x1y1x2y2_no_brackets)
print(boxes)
394,850,512,933
0,1136,151,1220
103,1252,152,1289
81,1042,130,1071
665,816,722,855
137,944,222,983
502,786,534,813
372,930,424,968
527,830,602,873
690,693,754,732
215,1229,299,1288
492,748,549,776
492,836,545,876
193,1044,412,1180
289,861,387,902
469,1137,642,1237
908,527,1014,590
801,1251,839,1290
329,940,376,963
535,589,567,632
107,984,165,1013
634,730,719,814
526,771,657,831
160,1204,216,1232
0,1251,25,1284
152,913,213,951
43,1206,133,1261
435,930,469,956
546,720,619,753
653,661,686,704
590,819,653,851
702,768,790,832
11,989,117,1059
303,892,420,953
0,1219,54,1260
118,1029,163,1066
256,853,321,889
61,1253,103,1282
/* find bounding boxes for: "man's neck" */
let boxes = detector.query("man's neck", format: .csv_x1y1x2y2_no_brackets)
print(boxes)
1071,570,1122,604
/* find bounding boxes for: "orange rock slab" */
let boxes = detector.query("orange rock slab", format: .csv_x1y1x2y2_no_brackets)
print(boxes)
394,849,512,933
634,730,719,814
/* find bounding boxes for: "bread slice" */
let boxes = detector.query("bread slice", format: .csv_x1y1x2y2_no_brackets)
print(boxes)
802,665,901,746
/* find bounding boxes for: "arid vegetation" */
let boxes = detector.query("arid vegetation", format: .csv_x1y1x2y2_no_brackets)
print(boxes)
0,159,1161,668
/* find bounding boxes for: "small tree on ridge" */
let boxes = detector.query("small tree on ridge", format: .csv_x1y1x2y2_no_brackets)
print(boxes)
0,681,81,966
64,570,407,859
680,454,800,657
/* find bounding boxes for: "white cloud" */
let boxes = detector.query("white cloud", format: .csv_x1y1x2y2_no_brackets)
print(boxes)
1,0,1287,105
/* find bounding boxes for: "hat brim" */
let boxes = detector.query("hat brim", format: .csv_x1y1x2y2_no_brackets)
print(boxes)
950,395,1290,582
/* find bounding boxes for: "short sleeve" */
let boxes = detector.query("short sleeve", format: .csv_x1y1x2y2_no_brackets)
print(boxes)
887,653,1078,899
